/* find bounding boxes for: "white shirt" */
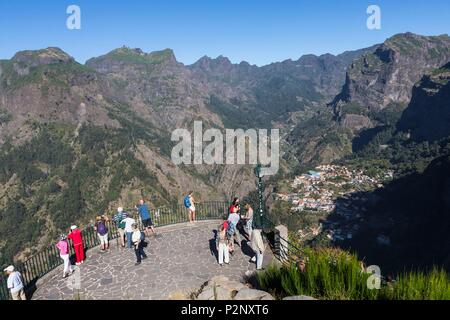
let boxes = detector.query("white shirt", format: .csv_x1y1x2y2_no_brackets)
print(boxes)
132,230,142,244
7,272,24,293
122,217,136,233
228,213,240,226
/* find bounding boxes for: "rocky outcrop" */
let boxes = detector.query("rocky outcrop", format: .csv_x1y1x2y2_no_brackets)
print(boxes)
340,114,372,131
193,276,319,301
194,276,274,301
332,33,450,114
397,62,450,142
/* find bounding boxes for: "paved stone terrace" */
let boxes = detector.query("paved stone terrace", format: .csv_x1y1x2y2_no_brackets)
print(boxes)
32,220,275,300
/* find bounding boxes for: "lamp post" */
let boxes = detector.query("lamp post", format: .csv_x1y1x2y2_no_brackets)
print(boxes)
254,164,265,229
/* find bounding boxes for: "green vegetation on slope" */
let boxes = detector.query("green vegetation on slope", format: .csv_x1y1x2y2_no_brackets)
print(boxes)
258,248,450,300
0,120,172,266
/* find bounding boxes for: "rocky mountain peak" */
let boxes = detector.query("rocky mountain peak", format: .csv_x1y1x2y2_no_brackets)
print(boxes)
191,55,234,72
86,47,178,73
11,47,74,68
331,32,450,121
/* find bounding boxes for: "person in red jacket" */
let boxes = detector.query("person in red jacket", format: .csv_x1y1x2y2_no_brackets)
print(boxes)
68,225,85,265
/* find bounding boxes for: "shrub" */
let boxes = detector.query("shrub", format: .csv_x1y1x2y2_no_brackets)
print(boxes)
257,248,450,300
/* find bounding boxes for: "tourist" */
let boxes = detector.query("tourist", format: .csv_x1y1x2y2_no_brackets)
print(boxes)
68,225,84,265
136,199,157,237
132,223,147,266
56,234,74,278
4,266,26,300
122,213,136,249
250,227,265,270
227,206,241,250
229,197,241,215
94,215,109,252
243,203,254,239
216,223,230,267
184,191,196,223
113,207,127,248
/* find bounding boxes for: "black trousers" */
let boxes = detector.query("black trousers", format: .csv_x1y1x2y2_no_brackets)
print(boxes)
134,241,147,263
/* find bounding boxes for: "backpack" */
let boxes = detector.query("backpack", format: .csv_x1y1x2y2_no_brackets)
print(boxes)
226,221,236,237
118,214,126,229
184,196,191,208
115,213,126,229
97,221,108,235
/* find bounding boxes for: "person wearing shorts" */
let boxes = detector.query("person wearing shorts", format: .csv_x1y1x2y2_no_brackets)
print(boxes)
137,199,157,237
185,191,196,223
142,217,154,229
95,215,109,252
114,207,127,248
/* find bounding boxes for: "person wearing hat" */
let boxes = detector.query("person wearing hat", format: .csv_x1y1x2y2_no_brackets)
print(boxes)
4,266,26,300
113,207,127,248
56,234,74,278
68,225,85,265
94,215,109,252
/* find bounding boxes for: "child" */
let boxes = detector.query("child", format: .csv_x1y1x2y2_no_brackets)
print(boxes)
56,235,74,278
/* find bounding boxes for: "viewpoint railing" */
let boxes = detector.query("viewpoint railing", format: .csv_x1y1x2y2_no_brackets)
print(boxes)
0,201,229,300
261,215,306,265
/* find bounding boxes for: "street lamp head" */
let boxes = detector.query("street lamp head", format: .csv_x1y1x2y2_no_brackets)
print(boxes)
254,164,263,178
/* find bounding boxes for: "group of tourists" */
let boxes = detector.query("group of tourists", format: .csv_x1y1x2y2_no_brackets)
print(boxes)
4,195,267,300
216,197,266,270
52,199,156,279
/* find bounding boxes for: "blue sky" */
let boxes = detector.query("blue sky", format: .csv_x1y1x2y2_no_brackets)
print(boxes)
0,0,449,66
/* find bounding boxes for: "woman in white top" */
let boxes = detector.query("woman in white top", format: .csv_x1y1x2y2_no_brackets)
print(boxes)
121,214,136,248
189,192,196,223
244,204,254,240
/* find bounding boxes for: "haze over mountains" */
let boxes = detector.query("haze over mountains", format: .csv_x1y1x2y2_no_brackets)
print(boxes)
1,32,450,269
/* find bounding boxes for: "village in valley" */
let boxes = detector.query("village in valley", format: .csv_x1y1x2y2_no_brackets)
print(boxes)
275,164,394,244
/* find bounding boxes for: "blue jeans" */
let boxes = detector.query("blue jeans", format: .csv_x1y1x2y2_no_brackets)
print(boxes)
126,232,133,248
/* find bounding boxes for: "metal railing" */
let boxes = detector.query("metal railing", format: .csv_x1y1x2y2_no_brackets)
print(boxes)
0,201,229,300
261,215,306,264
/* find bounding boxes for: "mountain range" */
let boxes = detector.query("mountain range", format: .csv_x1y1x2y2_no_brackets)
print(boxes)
1,32,450,268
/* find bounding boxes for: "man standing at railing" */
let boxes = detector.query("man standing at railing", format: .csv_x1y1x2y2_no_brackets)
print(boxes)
4,266,26,300
113,207,127,248
122,213,136,249
250,227,265,270
68,225,85,265
136,199,157,237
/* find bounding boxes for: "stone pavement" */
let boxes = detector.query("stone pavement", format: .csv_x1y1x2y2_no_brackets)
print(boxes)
32,220,275,300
